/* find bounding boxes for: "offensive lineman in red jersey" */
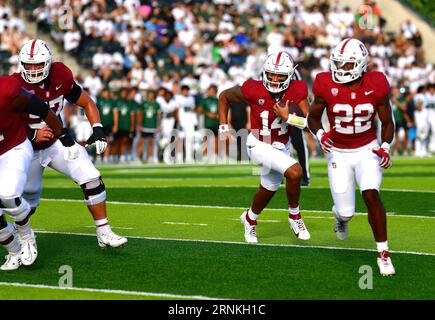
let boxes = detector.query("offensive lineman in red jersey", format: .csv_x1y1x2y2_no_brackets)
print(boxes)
0,74,63,270
12,39,127,255
219,51,310,243
308,38,396,276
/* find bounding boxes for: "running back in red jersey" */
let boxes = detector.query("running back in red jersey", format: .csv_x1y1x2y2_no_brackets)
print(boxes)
13,62,75,150
312,71,390,150
241,78,308,145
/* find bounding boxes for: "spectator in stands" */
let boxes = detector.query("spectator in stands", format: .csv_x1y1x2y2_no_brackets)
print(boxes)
63,24,81,55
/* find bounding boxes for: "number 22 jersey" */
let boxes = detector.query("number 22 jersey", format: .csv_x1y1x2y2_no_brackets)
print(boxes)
313,71,390,150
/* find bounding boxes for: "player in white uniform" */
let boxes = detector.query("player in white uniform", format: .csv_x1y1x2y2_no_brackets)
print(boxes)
175,85,197,163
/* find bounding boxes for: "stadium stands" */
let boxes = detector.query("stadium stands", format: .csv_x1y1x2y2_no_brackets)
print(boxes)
5,0,435,161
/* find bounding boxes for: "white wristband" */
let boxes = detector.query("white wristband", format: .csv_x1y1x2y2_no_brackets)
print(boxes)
380,142,390,151
286,114,307,129
316,129,325,142
93,123,103,128
218,124,229,134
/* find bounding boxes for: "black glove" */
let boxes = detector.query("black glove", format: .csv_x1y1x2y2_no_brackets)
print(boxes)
85,124,107,154
58,128,75,147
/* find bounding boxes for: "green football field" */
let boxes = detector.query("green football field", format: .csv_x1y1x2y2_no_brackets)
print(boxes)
0,157,434,300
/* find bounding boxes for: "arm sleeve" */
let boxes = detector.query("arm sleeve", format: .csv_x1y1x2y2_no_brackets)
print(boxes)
64,81,83,104
24,95,50,118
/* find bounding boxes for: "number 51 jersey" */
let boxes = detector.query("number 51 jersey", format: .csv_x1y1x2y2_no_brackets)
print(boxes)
313,71,390,150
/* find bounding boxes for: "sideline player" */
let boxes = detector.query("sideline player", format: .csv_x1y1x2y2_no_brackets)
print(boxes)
219,51,310,244
308,38,395,276
0,74,63,270
14,39,127,250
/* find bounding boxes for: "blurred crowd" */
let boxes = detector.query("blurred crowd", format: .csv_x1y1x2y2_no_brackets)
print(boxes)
2,0,435,162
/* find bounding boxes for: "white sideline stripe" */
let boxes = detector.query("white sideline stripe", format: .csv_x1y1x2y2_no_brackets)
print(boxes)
0,282,223,300
163,222,208,226
40,198,435,219
33,230,435,257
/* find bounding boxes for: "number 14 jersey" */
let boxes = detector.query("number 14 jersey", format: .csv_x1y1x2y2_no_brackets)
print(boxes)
313,71,390,150
241,79,308,144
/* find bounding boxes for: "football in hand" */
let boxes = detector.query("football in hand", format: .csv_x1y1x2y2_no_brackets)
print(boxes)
277,100,304,117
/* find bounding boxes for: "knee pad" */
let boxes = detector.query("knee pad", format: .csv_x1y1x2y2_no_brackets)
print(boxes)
0,197,31,222
332,206,354,222
81,177,106,206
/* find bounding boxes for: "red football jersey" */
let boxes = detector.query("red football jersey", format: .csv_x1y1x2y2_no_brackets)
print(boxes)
0,75,28,155
313,71,390,149
241,79,308,144
13,62,75,150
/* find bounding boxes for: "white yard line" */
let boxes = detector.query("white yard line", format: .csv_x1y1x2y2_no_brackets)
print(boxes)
0,282,223,300
83,226,134,230
44,185,435,193
33,230,435,257
41,198,435,219
163,222,208,226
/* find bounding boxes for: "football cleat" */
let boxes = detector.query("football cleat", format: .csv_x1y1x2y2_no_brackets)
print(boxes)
20,231,38,266
377,250,396,276
240,211,258,244
334,216,348,240
97,229,128,248
1,253,22,271
288,215,310,240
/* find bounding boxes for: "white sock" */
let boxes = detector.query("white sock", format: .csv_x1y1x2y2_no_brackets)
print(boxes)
288,206,300,216
376,241,389,252
95,218,111,234
4,236,21,255
248,208,259,221
16,220,32,239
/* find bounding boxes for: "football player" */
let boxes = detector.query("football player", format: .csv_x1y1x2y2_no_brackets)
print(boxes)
308,38,395,276
13,39,127,252
0,74,63,270
218,51,310,244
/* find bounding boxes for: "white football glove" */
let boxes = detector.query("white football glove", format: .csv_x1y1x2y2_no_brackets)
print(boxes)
85,124,107,155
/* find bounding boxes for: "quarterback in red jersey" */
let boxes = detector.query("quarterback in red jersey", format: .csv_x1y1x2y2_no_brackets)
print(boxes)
0,74,63,270
219,51,310,243
13,39,127,253
308,38,395,276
